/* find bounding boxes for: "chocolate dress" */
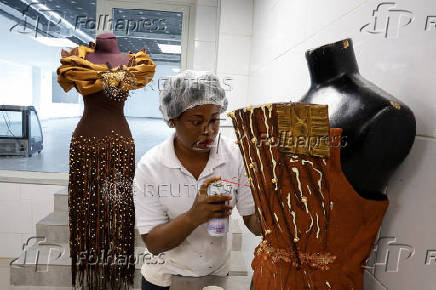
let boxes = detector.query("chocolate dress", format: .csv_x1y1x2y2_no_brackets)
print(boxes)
227,103,389,289
56,42,156,289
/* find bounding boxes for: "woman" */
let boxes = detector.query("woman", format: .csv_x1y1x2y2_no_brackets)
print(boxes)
133,70,262,289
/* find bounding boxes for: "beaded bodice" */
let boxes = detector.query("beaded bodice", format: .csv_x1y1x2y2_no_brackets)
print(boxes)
97,67,137,102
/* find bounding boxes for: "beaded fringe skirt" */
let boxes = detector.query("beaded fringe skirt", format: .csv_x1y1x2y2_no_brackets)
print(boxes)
68,131,136,289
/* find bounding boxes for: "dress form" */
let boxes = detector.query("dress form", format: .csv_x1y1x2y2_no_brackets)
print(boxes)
300,38,416,200
57,35,156,289
228,103,390,290
73,33,133,139
85,32,130,67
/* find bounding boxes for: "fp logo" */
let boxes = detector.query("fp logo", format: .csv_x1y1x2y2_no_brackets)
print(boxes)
363,236,414,273
360,2,414,38
362,236,414,289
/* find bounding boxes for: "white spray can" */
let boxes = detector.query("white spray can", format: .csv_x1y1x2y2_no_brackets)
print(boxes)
207,180,232,236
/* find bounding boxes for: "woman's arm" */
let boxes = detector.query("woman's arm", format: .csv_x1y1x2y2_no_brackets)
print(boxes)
142,212,198,255
143,176,233,255
243,213,262,236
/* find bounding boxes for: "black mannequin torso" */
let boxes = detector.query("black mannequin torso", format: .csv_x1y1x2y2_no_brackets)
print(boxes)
300,38,416,200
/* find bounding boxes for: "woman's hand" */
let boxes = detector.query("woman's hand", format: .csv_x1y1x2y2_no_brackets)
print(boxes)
187,176,233,227
142,177,233,254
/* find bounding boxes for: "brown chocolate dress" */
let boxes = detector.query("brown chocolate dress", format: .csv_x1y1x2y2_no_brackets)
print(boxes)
56,42,155,289
227,103,389,290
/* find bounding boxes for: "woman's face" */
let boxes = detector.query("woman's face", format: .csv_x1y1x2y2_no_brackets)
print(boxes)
172,104,221,152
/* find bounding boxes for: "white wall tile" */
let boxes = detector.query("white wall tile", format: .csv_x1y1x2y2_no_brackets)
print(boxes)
217,34,251,75
19,184,60,202
249,0,278,71
273,0,308,57
220,0,253,36
248,0,436,137
0,183,60,257
250,0,308,72
192,41,217,71
194,5,218,41
305,0,366,37
0,200,32,233
0,233,24,258
221,74,249,111
373,137,436,289
248,47,310,105
215,73,249,127
0,183,20,201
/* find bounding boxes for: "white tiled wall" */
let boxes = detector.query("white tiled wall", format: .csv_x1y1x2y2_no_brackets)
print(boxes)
241,0,436,288
193,40,217,71
216,0,257,277
192,1,219,72
369,137,436,289
0,183,63,258
194,4,218,42
216,0,253,131
248,0,436,137
217,34,251,75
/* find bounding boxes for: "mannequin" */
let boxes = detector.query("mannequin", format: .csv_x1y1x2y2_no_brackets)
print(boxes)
73,32,132,139
85,32,130,66
300,38,416,200
57,33,156,289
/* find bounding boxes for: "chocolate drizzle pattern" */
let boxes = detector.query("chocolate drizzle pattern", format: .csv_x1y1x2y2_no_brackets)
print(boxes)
228,102,390,289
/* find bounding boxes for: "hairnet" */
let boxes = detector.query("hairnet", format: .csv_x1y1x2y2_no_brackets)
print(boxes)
159,70,228,126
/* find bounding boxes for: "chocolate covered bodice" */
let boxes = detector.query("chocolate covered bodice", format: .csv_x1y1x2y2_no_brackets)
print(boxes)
56,42,156,138
228,103,389,289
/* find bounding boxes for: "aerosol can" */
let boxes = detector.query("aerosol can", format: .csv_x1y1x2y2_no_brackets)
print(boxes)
207,180,232,236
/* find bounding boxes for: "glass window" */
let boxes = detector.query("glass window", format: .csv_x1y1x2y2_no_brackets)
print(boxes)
30,110,42,140
112,8,182,118
51,71,79,104
0,110,23,138
0,1,183,172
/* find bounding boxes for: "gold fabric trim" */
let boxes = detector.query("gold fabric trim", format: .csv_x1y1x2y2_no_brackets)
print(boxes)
276,103,330,157
57,43,156,95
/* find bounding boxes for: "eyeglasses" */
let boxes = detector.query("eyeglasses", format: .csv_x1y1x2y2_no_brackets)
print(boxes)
180,117,224,131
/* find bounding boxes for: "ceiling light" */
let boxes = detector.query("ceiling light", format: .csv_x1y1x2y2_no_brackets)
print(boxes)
158,44,181,54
